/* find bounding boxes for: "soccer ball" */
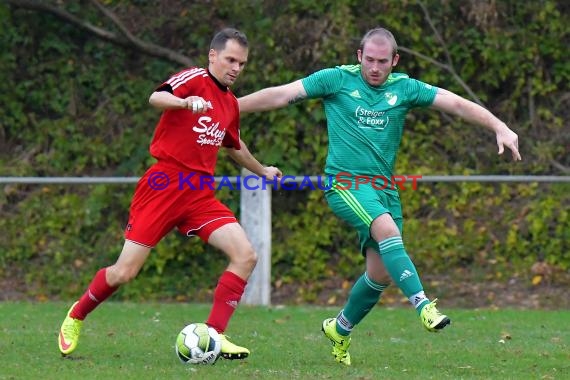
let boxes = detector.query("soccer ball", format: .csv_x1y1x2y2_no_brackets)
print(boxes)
175,323,221,365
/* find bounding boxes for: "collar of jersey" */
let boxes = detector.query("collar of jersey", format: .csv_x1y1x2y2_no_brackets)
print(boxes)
207,69,229,92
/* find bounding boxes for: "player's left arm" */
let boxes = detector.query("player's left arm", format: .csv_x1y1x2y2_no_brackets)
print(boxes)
225,139,283,179
430,88,522,161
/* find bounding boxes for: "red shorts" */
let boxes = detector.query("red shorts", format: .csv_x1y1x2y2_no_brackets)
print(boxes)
124,163,237,247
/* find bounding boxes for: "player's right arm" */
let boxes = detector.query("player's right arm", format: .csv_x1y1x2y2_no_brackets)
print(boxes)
149,89,189,110
149,84,211,113
238,80,307,113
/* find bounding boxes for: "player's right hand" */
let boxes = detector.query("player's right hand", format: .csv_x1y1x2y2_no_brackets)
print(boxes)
184,96,213,114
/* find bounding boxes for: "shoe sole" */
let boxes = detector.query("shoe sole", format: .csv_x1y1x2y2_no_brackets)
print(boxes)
221,352,249,360
426,317,451,332
434,317,451,330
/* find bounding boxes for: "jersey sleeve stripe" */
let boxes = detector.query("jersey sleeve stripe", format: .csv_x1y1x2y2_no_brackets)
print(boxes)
166,68,203,85
167,68,207,90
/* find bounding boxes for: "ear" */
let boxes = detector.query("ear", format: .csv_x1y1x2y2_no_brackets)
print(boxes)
208,49,216,64
392,53,400,67
357,49,363,63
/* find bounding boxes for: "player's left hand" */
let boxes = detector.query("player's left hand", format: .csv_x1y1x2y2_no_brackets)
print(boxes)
496,125,522,161
261,166,283,180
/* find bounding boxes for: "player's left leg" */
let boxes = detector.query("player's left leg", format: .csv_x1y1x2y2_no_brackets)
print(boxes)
59,241,151,356
204,222,256,359
371,214,450,331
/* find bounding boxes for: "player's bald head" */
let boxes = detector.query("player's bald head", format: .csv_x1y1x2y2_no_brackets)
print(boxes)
359,28,398,57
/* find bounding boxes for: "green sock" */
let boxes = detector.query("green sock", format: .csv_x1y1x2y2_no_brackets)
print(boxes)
378,236,429,312
335,272,387,336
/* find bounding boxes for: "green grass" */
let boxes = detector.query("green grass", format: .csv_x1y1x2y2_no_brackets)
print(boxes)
0,302,568,380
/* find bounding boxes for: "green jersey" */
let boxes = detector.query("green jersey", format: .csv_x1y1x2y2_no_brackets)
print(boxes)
301,65,437,178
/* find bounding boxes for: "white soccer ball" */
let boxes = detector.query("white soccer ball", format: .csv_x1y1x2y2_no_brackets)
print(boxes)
175,323,221,365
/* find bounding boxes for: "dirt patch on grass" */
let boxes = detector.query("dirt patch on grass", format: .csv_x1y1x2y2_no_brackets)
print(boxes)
272,272,570,310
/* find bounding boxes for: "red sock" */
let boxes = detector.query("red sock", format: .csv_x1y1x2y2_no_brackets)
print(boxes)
206,271,247,333
70,268,118,320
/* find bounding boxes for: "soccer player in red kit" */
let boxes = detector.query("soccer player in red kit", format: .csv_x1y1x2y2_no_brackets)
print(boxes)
58,28,282,360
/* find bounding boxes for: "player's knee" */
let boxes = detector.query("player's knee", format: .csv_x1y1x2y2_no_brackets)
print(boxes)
371,213,399,232
371,223,401,241
108,265,139,286
244,247,258,269
234,245,257,270
369,272,391,285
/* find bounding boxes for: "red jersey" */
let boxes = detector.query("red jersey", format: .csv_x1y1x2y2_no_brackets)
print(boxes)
149,67,241,175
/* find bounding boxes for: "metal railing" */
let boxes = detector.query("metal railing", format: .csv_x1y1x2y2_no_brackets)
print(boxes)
2,174,568,305
1,175,570,184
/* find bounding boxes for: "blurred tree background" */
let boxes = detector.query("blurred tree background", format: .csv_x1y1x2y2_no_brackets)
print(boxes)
0,0,568,306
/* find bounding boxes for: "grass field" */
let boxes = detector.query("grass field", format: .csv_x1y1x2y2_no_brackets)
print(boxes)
0,302,568,380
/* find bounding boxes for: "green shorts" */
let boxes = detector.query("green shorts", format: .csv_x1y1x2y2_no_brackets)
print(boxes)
324,179,403,255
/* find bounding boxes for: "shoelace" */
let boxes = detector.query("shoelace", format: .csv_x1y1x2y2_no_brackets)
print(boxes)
333,349,349,363
332,337,350,350
63,320,80,336
426,299,443,315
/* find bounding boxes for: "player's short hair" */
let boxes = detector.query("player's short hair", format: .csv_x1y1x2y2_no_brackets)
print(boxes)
359,27,398,57
210,28,248,51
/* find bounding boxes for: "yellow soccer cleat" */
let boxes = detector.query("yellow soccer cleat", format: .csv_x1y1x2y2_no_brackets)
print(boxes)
219,334,250,359
58,301,83,356
420,299,451,332
321,318,351,366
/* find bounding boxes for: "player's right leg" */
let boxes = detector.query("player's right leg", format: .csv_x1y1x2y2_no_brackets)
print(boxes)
337,249,390,334
58,241,151,356
321,249,390,365
321,318,351,365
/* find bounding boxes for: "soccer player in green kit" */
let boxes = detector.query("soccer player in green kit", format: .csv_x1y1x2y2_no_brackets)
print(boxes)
238,27,521,365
